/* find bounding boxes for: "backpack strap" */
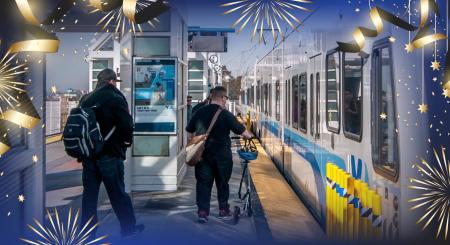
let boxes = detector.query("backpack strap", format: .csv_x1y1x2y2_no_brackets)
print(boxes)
205,107,223,137
81,89,123,140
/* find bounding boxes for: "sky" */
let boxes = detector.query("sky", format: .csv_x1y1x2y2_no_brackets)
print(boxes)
46,0,347,92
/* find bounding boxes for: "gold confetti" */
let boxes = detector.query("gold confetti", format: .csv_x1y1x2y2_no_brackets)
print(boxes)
51,85,57,94
18,194,25,203
443,89,450,99
430,61,441,71
380,113,387,120
388,36,396,43
405,43,414,53
32,155,38,163
418,103,428,113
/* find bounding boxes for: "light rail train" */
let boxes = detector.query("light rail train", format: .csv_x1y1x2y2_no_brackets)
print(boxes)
238,9,440,239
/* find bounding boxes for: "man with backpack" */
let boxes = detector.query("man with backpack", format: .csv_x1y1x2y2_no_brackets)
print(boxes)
64,68,144,237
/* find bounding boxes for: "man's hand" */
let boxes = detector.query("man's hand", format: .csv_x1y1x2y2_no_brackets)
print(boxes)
241,130,252,140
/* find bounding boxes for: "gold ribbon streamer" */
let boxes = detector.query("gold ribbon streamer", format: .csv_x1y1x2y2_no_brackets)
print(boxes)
124,0,170,24
337,7,417,52
1,90,41,130
337,0,449,89
89,0,123,12
12,0,76,53
93,0,170,25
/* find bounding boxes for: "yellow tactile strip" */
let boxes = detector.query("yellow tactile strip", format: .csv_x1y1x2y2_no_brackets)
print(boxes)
244,139,325,242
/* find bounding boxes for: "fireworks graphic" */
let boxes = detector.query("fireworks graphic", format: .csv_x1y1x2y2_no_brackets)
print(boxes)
0,51,28,116
91,0,160,36
409,147,450,240
20,208,109,245
221,0,312,42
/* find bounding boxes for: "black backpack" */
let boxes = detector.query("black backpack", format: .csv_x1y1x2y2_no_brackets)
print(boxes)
62,96,116,160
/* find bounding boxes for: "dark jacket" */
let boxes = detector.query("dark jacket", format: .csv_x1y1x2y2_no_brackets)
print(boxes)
80,83,133,160
186,104,245,161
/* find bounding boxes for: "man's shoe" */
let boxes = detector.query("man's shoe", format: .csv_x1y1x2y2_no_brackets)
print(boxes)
218,208,233,220
121,224,145,238
197,211,209,224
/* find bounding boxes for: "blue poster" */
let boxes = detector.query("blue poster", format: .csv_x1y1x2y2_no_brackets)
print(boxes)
134,59,177,134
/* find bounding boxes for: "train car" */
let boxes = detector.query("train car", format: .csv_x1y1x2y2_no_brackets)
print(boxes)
238,4,440,240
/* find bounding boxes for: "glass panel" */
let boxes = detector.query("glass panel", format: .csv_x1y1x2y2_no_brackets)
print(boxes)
188,80,204,91
299,74,307,132
188,71,204,80
93,59,112,70
316,73,320,137
188,60,203,70
133,135,169,156
292,75,299,129
189,92,204,102
134,37,170,57
377,47,397,174
343,53,363,138
276,81,280,121
326,52,340,131
97,36,114,51
92,71,101,79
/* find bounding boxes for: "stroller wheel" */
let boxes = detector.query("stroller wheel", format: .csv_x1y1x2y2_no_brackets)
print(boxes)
233,206,241,225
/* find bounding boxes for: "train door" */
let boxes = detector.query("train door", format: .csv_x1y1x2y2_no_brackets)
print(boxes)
273,80,284,170
310,54,323,165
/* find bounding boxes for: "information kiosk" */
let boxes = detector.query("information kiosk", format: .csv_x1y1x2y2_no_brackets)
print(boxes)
121,9,188,192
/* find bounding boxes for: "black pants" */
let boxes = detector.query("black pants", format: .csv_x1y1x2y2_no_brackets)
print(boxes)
195,157,233,215
81,155,136,233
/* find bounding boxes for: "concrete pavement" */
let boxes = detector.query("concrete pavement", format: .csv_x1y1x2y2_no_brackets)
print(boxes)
96,142,262,244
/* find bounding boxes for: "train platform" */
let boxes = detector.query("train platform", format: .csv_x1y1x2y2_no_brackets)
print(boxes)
247,139,324,242
91,137,324,243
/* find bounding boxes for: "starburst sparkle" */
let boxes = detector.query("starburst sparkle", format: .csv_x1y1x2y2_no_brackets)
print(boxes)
409,147,450,240
20,208,109,245
91,0,160,35
221,0,312,42
0,51,28,115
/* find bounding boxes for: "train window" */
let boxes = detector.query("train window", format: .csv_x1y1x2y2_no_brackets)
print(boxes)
310,74,314,136
343,52,363,141
276,80,280,121
251,86,255,107
315,73,320,138
269,83,272,117
292,75,299,129
257,80,261,109
286,79,291,126
372,43,399,181
299,73,307,133
326,51,340,133
264,84,269,115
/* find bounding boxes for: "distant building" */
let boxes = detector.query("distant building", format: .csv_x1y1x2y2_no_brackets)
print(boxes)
45,97,61,136
187,52,221,104
45,89,84,136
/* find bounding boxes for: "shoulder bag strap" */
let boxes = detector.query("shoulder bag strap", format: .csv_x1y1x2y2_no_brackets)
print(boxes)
206,108,223,136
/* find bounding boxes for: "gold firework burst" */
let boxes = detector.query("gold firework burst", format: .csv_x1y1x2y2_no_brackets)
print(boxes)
409,147,450,240
90,0,160,36
20,208,109,245
221,0,312,42
0,51,28,116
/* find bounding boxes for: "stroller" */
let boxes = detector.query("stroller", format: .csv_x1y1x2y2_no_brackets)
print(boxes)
233,137,258,224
